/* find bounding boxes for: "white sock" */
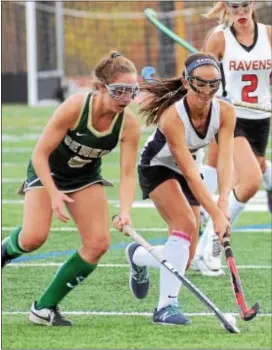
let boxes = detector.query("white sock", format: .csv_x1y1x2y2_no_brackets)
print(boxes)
196,189,246,258
158,231,191,310
132,245,162,268
202,165,218,194
195,219,214,258
263,160,272,191
229,190,246,225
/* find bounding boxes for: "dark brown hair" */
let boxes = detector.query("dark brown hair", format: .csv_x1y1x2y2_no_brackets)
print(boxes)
140,53,220,125
92,51,137,88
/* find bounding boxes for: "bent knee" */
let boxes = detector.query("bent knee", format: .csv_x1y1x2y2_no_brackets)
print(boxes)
93,238,110,256
169,214,197,237
82,234,110,261
20,230,48,252
244,173,262,196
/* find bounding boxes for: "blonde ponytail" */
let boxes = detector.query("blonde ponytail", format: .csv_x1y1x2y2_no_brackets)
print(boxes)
203,1,232,26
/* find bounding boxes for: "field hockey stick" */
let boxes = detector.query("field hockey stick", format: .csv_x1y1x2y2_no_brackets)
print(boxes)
144,9,271,113
144,8,198,54
230,101,271,113
112,217,240,333
223,236,260,321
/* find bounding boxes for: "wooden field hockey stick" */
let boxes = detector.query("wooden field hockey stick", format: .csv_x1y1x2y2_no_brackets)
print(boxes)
144,8,271,113
113,217,240,333
223,236,260,321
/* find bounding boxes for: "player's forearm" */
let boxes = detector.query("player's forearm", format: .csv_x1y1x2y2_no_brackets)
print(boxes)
32,152,58,197
119,174,136,215
185,172,221,220
217,156,233,202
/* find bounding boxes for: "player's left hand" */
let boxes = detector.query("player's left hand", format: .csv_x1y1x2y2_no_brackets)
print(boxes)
217,199,230,221
113,212,132,233
217,199,231,238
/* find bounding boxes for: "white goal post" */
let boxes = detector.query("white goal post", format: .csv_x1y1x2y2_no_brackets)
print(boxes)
25,1,64,106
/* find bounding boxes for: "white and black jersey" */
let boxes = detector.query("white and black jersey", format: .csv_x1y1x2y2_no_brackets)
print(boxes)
220,22,271,120
140,96,221,176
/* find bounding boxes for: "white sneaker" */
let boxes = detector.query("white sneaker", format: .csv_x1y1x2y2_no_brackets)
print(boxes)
203,234,223,271
191,256,224,277
29,301,72,326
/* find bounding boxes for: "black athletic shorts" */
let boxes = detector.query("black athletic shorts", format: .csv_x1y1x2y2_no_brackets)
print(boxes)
234,117,271,157
138,165,200,206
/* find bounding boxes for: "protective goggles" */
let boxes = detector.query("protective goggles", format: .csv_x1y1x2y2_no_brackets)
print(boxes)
105,83,140,100
226,1,253,14
186,76,221,95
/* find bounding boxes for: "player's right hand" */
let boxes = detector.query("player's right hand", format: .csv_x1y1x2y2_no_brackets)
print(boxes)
212,209,231,244
51,191,74,223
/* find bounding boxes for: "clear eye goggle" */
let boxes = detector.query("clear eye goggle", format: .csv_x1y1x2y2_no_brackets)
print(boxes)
226,1,253,13
186,76,221,95
105,83,140,100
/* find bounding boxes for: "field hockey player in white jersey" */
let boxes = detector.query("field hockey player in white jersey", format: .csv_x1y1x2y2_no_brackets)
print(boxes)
193,0,272,276
123,53,236,326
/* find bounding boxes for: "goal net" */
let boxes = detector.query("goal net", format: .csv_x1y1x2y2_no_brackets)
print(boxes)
2,1,271,104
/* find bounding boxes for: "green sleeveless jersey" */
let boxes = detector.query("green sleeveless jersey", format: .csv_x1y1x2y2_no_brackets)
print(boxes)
25,93,125,192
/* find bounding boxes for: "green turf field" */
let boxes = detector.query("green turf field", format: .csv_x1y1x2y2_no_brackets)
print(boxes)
1,104,272,349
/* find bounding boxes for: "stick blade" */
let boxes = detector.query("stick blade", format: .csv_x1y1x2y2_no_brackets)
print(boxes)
223,322,240,334
241,302,260,321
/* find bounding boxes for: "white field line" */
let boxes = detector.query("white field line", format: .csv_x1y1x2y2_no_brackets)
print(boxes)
1,227,271,233
2,134,40,142
3,126,44,131
2,130,151,143
2,145,270,156
7,263,272,269
2,310,271,317
2,178,119,184
2,147,120,153
2,163,28,167
8,263,128,267
2,161,120,167
2,148,271,156
1,199,269,212
2,190,268,201
1,187,268,204
2,148,33,153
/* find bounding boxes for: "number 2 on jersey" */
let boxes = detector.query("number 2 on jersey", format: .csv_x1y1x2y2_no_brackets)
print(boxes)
242,74,258,103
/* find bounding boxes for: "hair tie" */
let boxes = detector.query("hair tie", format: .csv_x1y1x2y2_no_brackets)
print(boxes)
111,52,121,58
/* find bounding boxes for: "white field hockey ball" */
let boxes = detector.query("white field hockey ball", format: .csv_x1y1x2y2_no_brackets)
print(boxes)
220,313,237,330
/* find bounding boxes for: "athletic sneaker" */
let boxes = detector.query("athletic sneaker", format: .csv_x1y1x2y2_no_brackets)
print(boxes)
266,190,272,213
29,301,72,326
1,238,12,269
191,256,225,277
203,234,223,271
125,242,149,299
152,304,191,325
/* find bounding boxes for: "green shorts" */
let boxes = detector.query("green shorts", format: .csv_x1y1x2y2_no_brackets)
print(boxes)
18,162,113,195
